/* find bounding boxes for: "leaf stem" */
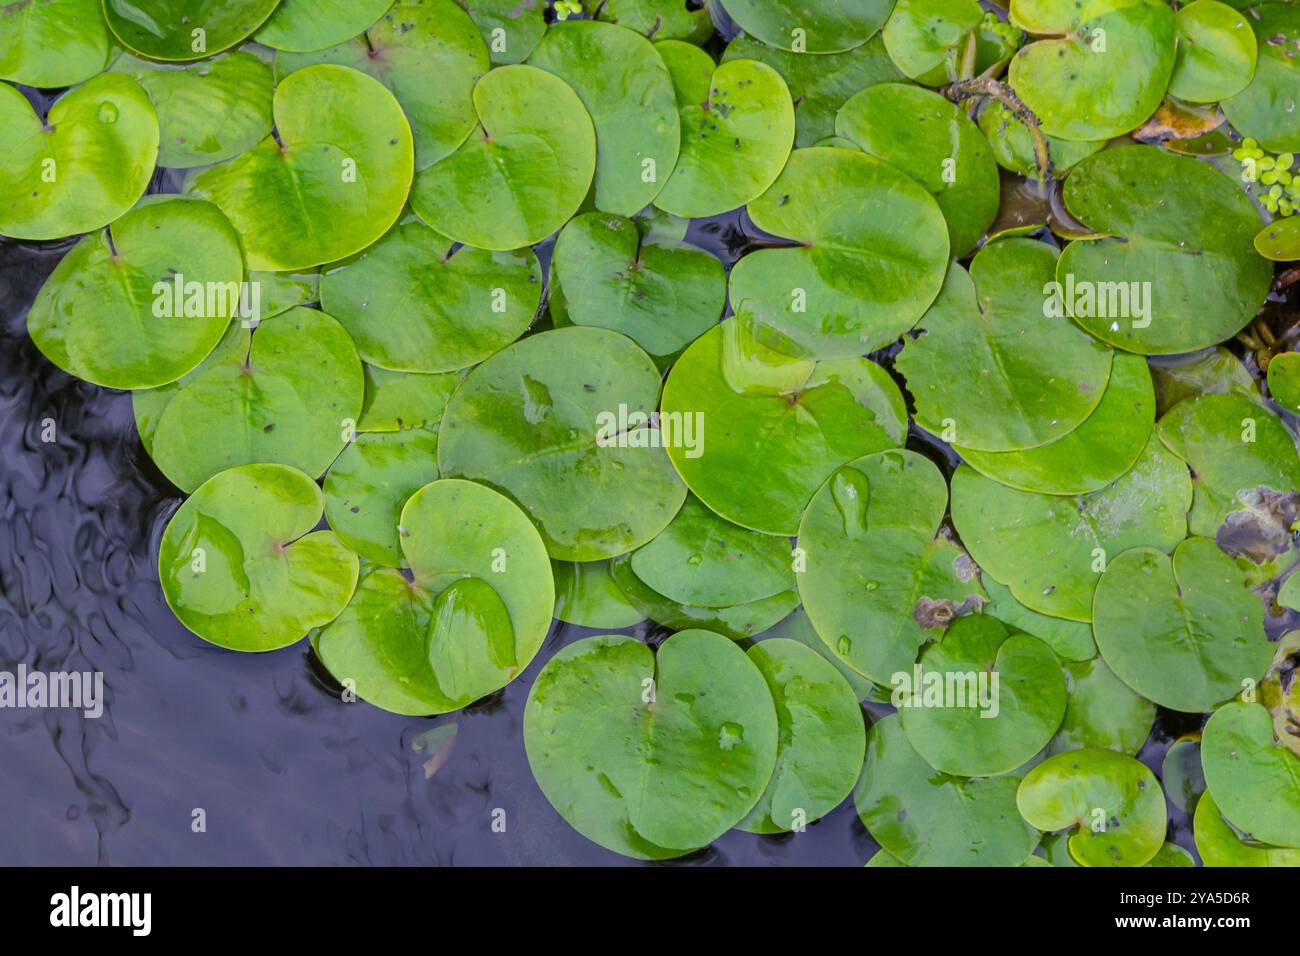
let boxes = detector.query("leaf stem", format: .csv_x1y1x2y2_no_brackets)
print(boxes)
942,77,1053,196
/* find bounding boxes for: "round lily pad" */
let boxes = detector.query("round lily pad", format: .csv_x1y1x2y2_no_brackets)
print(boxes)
855,713,1037,867
1255,216,1300,263
798,449,987,684
273,0,489,170
1093,537,1272,713
110,50,275,170
652,49,795,220
0,0,111,88
550,211,724,363
1202,700,1300,848
0,73,159,242
881,0,983,85
437,326,686,561
104,0,281,61
315,479,555,715
1169,0,1257,104
954,352,1155,495
950,436,1193,621
1057,146,1273,355
319,218,541,373
899,241,1114,453
1017,748,1167,866
1008,0,1176,142
1049,656,1155,756
552,560,644,629
737,638,865,834
728,146,950,358
158,463,359,652
1268,353,1300,416
410,64,595,250
836,83,999,257
529,20,678,216
721,34,900,148
721,0,894,53
898,615,1067,777
982,576,1097,662
1156,393,1300,538
660,319,908,535
523,629,779,860
140,307,365,493
977,100,1104,180
27,196,244,391
255,0,391,52
1194,790,1300,866
186,64,414,272
1222,3,1300,152
456,0,546,65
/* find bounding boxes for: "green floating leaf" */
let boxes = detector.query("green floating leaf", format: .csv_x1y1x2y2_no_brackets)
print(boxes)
438,327,686,561
109,51,274,171
1151,347,1259,417
456,0,546,65
529,20,679,216
27,197,244,391
411,64,595,250
187,64,414,271
552,560,644,629
855,713,1037,867
1169,0,1257,104
252,270,321,320
1008,0,1176,141
320,219,541,373
652,47,795,219
722,0,894,53
738,638,866,834
274,0,489,170
0,0,111,88
722,34,901,148
730,143,950,358
524,630,779,860
977,100,1104,180
898,616,1066,777
1222,2,1300,152
357,364,462,433
1162,734,1205,813
316,479,555,715
1202,700,1300,849
1194,790,1300,866
1049,656,1154,756
951,437,1192,621
1017,748,1167,866
256,0,391,52
836,83,998,257
158,463,359,651
0,73,158,241
1255,217,1300,264
982,576,1097,662
138,307,364,493
589,0,712,42
955,353,1154,496
798,449,986,684
1093,537,1272,713
550,211,724,364
104,0,281,61
1156,393,1300,538
757,608,882,702
881,0,983,85
1058,146,1273,355
661,318,908,535
899,240,1113,453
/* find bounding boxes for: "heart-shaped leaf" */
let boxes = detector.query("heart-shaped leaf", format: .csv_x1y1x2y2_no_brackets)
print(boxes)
898,615,1067,776
158,463,359,651
255,0,391,52
529,20,679,216
951,436,1192,621
881,0,983,85
660,318,908,535
523,629,779,859
0,0,111,87
1057,146,1273,355
138,307,365,493
456,0,546,65
552,560,644,629
1049,656,1154,756
1202,700,1300,848
437,326,686,561
721,0,895,53
1169,0,1257,104
187,64,414,271
1017,748,1167,866
319,218,542,373
0,73,159,241
315,478,555,715
410,64,595,250
104,0,281,61
798,449,986,683
27,196,244,391
651,47,795,219
1194,790,1300,866
1222,2,1300,152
